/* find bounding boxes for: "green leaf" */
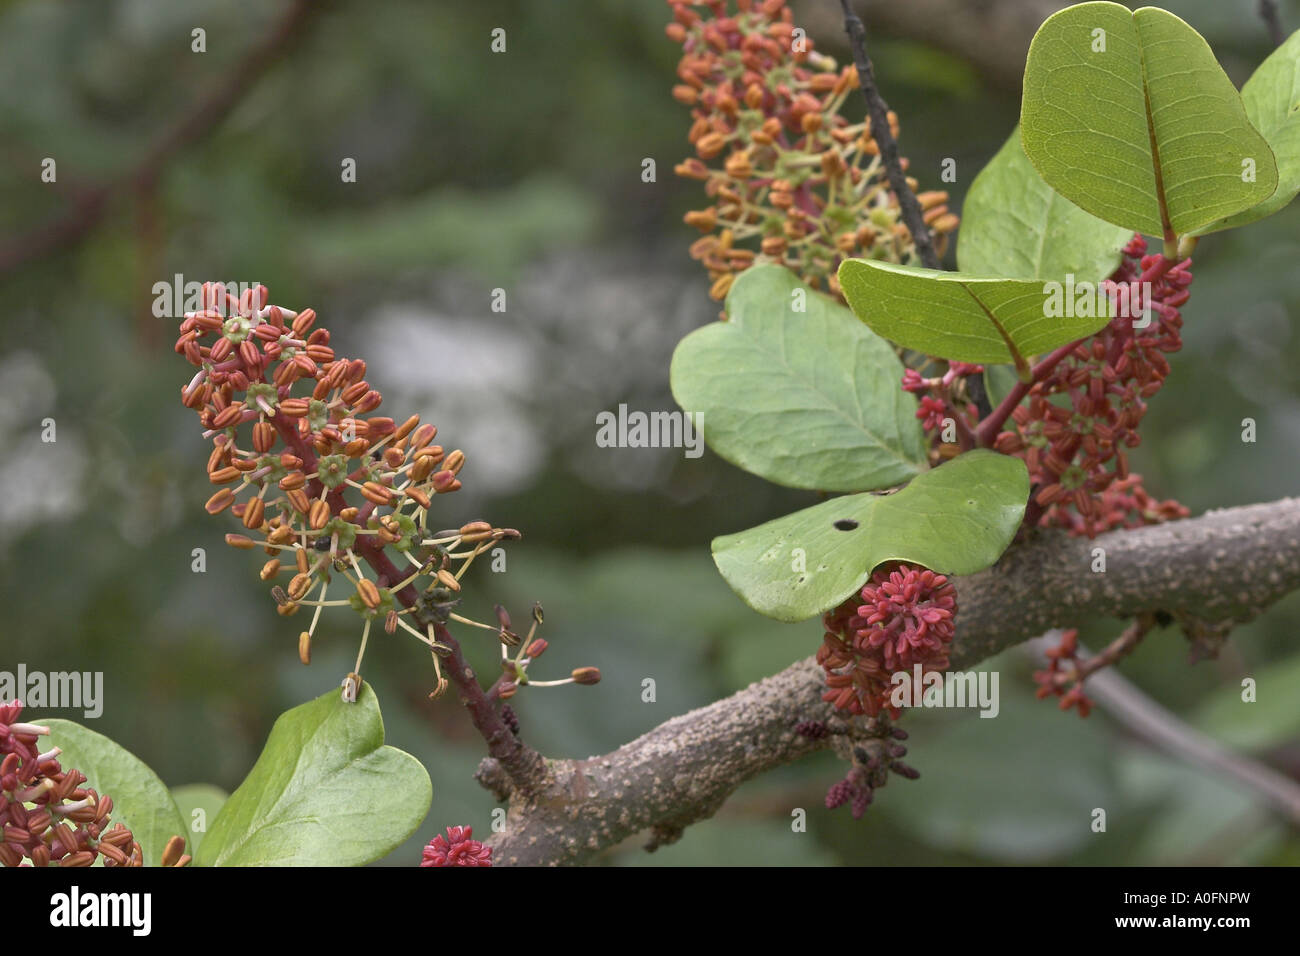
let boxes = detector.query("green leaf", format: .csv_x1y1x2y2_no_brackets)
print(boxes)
1197,29,1300,232
837,258,1113,376
169,784,229,857
195,685,431,866
958,126,1132,281
670,265,927,492
1021,2,1278,238
711,449,1029,621
43,719,187,866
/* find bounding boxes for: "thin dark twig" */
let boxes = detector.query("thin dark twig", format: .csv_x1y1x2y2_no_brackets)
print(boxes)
1259,0,1285,48
837,1,990,417
0,0,320,281
838,0,939,271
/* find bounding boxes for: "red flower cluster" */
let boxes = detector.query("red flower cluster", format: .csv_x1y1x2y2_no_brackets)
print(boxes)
175,283,521,690
995,236,1191,537
667,0,956,300
902,361,983,446
1032,628,1094,716
0,701,144,867
817,564,957,717
420,825,492,867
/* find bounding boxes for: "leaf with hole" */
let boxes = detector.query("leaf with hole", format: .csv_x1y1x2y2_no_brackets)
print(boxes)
1021,2,1277,238
711,450,1029,622
670,265,928,492
838,258,1112,378
959,126,1132,281
195,684,431,866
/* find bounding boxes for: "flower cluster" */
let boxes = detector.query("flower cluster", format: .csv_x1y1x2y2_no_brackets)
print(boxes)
824,726,917,819
816,563,957,718
994,236,1191,537
175,282,521,696
667,0,957,301
420,825,492,867
902,361,984,456
0,701,149,867
1032,628,1094,716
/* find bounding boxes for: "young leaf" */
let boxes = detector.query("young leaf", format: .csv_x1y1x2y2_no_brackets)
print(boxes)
670,264,928,492
195,685,431,866
1021,1,1277,239
169,784,229,856
1196,29,1300,233
958,126,1131,281
711,449,1029,622
837,258,1112,378
43,719,188,866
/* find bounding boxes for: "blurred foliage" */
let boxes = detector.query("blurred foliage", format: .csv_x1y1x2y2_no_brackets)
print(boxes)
0,0,1298,866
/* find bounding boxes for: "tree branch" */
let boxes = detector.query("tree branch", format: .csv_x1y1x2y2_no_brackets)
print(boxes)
480,497,1300,865
0,0,320,281
1081,659,1300,827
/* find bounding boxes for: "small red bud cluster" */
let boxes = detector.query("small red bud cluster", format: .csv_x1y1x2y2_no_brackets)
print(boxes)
824,726,916,818
902,361,984,453
1032,628,1094,716
817,563,957,718
667,0,957,301
0,701,152,867
995,236,1191,537
420,825,492,867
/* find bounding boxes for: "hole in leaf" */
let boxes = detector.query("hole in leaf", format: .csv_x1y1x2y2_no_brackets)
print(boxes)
833,519,858,531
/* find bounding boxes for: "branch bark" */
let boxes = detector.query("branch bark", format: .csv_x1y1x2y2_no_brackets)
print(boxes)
479,497,1300,865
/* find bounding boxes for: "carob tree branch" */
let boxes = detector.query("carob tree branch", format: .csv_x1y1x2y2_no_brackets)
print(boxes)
477,497,1300,865
0,0,320,281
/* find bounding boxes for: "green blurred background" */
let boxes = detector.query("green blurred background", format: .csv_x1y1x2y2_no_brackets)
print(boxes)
1,0,1298,865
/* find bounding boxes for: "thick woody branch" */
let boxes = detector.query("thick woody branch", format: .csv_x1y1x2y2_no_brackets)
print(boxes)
479,497,1300,865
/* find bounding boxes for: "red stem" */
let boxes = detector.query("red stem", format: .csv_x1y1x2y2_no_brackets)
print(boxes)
974,339,1081,446
354,537,546,794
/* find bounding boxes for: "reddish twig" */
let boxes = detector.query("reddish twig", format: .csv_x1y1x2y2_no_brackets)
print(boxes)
974,338,1081,446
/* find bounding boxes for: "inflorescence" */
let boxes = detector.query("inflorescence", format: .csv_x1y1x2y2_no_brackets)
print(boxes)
0,701,180,867
174,282,590,701
667,0,957,302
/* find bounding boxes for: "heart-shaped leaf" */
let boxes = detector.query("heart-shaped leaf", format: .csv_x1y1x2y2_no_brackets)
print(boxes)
711,449,1029,622
671,265,927,492
195,685,431,866
1021,1,1277,239
837,258,1113,378
1196,29,1300,233
43,719,187,866
959,126,1132,281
